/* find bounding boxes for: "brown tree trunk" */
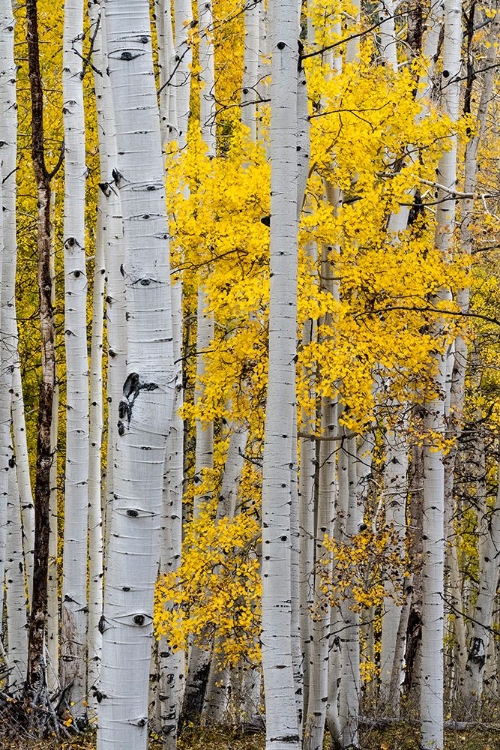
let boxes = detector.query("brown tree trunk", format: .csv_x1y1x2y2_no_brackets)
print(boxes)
25,0,57,701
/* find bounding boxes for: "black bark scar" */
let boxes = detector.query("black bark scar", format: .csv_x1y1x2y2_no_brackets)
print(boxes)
118,372,159,432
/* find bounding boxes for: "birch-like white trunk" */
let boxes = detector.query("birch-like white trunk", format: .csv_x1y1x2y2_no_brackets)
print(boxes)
378,0,397,68
47,377,59,695
185,8,217,709
11,361,34,603
201,426,249,725
87,198,105,718
86,1,107,716
338,437,366,749
0,0,17,656
261,1,300,746
97,1,175,747
47,205,59,695
91,0,127,556
304,399,336,750
380,425,408,707
462,452,500,705
172,0,192,148
157,1,187,742
458,9,500,710
241,0,260,139
5,463,28,695
420,2,461,745
60,0,89,715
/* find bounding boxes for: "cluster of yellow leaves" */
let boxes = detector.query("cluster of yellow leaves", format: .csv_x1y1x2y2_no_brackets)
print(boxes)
154,506,261,667
298,49,471,432
320,527,407,612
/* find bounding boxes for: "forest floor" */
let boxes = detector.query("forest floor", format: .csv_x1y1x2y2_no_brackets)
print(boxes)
1,724,500,749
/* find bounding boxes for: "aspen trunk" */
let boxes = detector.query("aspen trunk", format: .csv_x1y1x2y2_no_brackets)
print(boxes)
261,0,301,746
380,425,408,709
420,1,461,745
25,0,57,701
241,0,260,139
5,464,28,695
12,361,35,603
97,1,175,747
60,0,90,716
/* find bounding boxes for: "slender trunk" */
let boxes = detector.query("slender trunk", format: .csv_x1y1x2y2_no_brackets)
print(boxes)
87,198,106,718
25,0,57,701
0,0,20,678
60,0,89,717
86,6,106,720
261,1,301,746
380,425,408,709
304,399,336,750
47,378,59,696
241,0,260,139
420,2,461,743
157,1,187,742
5,463,29,695
462,447,500,709
12,361,35,604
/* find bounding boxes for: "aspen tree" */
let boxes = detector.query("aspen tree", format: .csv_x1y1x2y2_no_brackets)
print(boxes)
304,399,336,750
45,206,59,696
461,435,500,707
25,0,58,706
201,428,248,725
47,376,59,695
379,424,408,706
5,464,28,695
0,0,18,671
457,7,500,709
156,0,187,739
420,0,461,745
97,0,175,747
60,0,90,717
85,0,108,716
90,0,127,556
185,0,217,711
11,361,35,602
0,143,8,672
241,0,260,138
261,0,301,746
172,0,192,147
338,436,364,750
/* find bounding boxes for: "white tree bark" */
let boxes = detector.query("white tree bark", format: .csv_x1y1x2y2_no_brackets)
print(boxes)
380,424,408,707
156,1,187,742
172,0,192,148
198,0,215,152
97,1,175,747
241,0,260,139
47,376,60,696
193,290,214,517
261,0,301,746
463,450,500,705
86,1,107,716
338,437,366,750
185,5,216,701
5,463,28,695
60,0,89,715
457,8,500,710
11,361,34,603
0,0,17,657
155,0,176,145
304,399,336,750
378,0,397,69
420,3,461,745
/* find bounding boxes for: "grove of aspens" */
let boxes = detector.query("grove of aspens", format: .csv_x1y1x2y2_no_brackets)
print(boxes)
0,0,499,749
